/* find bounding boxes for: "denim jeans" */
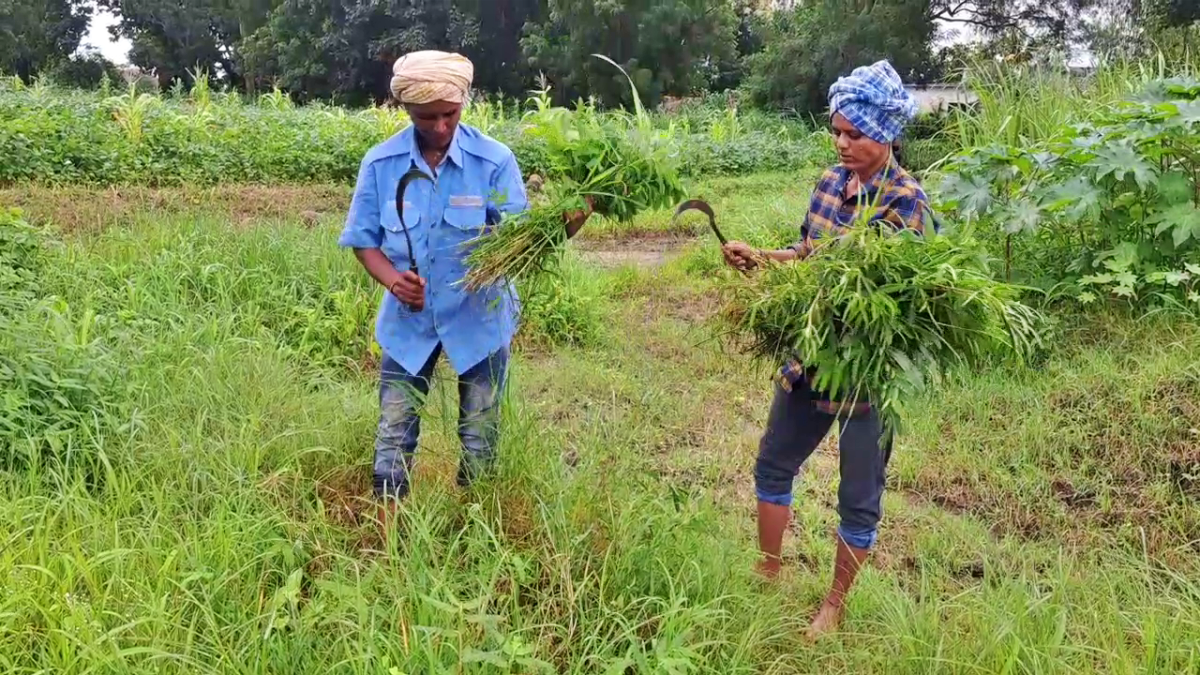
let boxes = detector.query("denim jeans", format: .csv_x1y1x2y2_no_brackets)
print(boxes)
753,378,894,550
373,344,509,499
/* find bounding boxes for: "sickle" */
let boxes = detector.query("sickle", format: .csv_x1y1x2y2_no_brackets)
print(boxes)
395,168,435,274
671,199,726,245
394,168,435,310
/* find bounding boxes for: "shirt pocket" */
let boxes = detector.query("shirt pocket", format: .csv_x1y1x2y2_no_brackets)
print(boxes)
380,200,421,267
443,205,487,233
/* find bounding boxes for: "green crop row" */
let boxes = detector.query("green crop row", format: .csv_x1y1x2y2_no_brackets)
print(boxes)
0,84,832,186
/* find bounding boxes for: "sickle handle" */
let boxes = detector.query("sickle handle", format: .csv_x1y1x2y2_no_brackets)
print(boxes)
395,168,435,310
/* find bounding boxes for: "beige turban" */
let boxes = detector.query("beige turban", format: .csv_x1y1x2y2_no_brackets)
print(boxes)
390,51,474,105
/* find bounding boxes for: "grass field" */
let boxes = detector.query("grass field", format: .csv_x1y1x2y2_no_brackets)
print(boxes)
2,169,1199,673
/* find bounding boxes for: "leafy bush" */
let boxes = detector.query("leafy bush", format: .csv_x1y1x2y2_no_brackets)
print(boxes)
0,209,122,474
44,53,123,91
0,87,824,187
939,77,1200,307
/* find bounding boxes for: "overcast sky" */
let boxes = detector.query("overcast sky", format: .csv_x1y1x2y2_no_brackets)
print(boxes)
82,7,132,64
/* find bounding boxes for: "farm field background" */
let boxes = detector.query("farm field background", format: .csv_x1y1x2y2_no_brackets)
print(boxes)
2,68,1200,673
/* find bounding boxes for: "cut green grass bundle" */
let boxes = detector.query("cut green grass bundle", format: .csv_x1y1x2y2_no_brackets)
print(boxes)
463,106,686,290
721,226,1045,436
462,187,588,291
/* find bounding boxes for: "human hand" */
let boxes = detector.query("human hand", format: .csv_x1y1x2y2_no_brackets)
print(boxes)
564,196,595,239
722,241,759,270
389,270,426,311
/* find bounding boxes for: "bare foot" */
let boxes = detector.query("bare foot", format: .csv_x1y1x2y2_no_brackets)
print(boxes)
377,501,402,545
806,599,844,640
755,557,782,580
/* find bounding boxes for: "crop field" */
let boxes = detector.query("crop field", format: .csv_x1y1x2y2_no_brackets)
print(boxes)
2,70,1200,673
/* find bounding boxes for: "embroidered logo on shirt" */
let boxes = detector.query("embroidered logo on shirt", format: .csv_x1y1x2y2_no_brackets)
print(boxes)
449,195,485,208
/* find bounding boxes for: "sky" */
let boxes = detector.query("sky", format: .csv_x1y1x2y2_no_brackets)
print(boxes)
82,7,132,65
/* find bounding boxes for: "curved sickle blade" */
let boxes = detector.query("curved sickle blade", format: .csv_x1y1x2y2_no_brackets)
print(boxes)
394,168,435,273
672,199,726,245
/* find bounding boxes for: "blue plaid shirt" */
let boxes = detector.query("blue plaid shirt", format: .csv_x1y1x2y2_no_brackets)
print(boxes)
780,160,933,392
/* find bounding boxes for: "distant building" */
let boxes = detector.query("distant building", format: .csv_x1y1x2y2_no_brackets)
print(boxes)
904,83,978,113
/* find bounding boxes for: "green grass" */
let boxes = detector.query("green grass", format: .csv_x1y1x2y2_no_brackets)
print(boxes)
2,181,1199,673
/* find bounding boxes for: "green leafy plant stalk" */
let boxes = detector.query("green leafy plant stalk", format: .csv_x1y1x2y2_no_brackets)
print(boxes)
722,225,1044,437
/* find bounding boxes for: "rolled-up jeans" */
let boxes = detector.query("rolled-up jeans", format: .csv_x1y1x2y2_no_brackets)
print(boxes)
373,344,509,499
754,376,893,550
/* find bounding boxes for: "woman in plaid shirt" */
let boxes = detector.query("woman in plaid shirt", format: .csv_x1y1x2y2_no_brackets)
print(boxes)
722,60,933,638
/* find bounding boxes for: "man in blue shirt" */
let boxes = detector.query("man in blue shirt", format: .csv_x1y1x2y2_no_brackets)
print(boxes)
338,51,588,519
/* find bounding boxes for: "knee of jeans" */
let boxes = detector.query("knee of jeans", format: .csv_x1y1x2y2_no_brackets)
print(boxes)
459,415,499,452
378,389,419,446
837,494,883,540
754,456,795,504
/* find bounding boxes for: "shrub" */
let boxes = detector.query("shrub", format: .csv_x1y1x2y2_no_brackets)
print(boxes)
939,76,1200,307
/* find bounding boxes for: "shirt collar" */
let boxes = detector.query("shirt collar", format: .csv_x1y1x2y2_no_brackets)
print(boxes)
834,159,901,197
406,125,464,171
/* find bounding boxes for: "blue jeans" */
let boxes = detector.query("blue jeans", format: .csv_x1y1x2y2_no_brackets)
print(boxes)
373,344,509,499
754,379,893,550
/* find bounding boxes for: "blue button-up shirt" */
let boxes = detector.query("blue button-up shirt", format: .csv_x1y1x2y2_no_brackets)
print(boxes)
339,124,528,376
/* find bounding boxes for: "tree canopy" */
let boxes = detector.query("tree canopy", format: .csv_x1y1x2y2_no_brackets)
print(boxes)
4,0,1197,107
0,0,90,82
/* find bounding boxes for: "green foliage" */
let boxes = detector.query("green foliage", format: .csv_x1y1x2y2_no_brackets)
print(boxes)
44,52,123,91
0,87,824,186
522,0,740,108
939,76,1200,306
465,98,686,289
517,254,609,348
723,225,1043,437
97,0,271,89
0,0,90,82
0,208,122,475
744,0,935,116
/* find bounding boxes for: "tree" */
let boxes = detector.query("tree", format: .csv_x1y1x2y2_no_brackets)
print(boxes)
521,0,739,108
744,0,935,116
0,0,90,82
46,50,123,89
456,0,545,97
930,0,1095,44
241,0,486,104
98,0,278,89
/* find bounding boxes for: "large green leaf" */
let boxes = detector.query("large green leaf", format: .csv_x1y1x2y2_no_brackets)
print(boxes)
1157,170,1194,206
1003,198,1043,234
1150,203,1200,247
1087,141,1157,190
939,173,993,216
1043,176,1104,220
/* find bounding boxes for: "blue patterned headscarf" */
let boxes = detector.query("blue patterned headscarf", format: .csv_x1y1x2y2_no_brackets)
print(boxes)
828,60,919,145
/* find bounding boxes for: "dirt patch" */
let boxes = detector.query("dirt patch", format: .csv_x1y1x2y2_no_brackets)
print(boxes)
573,232,690,270
1,184,352,231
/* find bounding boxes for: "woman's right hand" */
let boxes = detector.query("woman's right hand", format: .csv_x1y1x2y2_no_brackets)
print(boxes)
722,241,759,270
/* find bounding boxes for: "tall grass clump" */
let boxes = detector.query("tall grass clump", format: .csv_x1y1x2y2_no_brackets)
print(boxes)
464,76,686,290
950,58,1155,150
0,208,123,476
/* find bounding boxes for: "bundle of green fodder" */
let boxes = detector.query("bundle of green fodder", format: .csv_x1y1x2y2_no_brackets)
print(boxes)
722,225,1043,437
463,106,684,291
